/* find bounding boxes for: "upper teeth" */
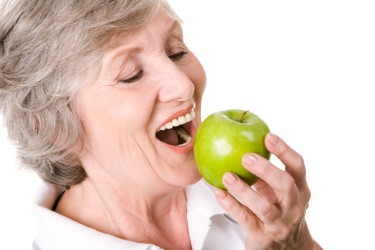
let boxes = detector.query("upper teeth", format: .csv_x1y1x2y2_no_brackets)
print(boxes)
158,110,195,131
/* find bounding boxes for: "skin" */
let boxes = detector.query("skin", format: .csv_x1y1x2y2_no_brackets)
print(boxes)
56,7,322,250
57,8,206,249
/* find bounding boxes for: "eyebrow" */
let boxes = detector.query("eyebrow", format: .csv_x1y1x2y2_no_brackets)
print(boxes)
100,47,140,82
102,19,182,80
167,20,181,35
114,19,181,55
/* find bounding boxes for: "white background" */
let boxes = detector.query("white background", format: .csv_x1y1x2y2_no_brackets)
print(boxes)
1,1,375,249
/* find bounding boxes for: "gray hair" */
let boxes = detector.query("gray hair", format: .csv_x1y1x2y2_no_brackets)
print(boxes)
0,0,168,186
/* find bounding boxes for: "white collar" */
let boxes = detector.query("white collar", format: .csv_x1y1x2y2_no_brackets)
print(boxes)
185,180,227,249
33,180,226,250
185,179,227,218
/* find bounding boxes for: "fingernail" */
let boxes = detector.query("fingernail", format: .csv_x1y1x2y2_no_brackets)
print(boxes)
215,188,226,199
267,133,278,145
242,154,256,166
223,172,236,185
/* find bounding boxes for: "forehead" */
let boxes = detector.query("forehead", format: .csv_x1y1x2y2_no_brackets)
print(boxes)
126,8,180,41
109,8,181,51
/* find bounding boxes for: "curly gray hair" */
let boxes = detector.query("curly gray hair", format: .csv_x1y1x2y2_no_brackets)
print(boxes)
0,0,168,186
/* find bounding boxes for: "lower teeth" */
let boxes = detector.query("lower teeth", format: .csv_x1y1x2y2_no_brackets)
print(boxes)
175,126,191,146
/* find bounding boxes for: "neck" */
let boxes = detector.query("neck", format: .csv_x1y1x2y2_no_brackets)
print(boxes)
55,173,191,249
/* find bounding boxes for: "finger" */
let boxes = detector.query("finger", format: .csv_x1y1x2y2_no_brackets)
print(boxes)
215,188,258,229
215,187,259,233
252,179,278,204
242,153,299,207
222,172,280,224
243,153,296,195
265,133,307,190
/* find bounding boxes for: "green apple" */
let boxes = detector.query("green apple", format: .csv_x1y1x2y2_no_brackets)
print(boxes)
194,109,270,189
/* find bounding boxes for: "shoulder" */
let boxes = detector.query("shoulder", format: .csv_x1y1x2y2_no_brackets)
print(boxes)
32,182,161,250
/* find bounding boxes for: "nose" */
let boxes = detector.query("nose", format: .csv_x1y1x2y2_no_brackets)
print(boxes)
156,59,195,103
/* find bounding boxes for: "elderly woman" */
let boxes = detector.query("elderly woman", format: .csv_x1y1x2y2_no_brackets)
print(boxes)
0,0,322,249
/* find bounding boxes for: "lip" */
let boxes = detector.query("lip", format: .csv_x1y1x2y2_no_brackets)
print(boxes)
158,103,196,129
156,103,196,154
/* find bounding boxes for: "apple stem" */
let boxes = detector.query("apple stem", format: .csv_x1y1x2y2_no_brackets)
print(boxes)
239,110,249,122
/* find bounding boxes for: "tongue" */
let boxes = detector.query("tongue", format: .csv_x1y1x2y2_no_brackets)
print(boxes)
156,127,179,145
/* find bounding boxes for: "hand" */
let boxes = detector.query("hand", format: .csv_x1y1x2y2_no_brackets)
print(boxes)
215,133,322,250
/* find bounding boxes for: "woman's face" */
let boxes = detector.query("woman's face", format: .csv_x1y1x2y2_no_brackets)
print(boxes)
75,8,206,191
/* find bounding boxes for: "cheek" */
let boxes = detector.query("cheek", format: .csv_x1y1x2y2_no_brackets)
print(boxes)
75,89,138,144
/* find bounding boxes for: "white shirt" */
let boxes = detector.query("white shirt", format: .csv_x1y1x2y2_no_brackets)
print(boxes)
32,180,245,250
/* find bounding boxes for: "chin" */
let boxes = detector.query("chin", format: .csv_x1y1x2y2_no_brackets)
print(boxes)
168,160,202,188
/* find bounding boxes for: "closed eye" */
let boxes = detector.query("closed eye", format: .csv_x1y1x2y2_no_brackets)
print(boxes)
169,51,188,62
119,70,143,84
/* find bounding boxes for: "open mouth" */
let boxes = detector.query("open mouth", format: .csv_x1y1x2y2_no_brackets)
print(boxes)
156,110,195,146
